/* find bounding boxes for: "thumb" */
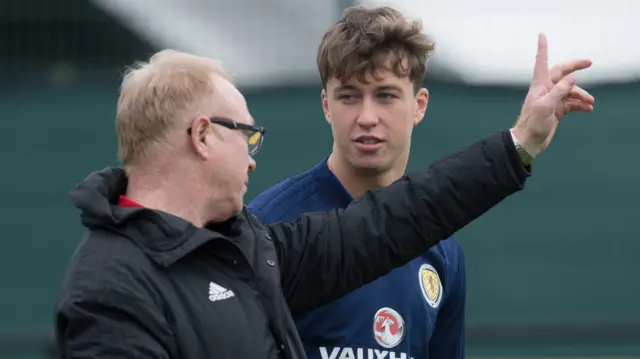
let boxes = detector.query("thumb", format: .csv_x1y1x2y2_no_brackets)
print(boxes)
546,74,576,102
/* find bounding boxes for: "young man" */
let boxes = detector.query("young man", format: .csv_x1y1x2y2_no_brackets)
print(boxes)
248,6,462,359
249,6,593,359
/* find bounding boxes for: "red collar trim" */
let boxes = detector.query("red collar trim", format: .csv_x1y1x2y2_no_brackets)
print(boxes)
117,195,144,208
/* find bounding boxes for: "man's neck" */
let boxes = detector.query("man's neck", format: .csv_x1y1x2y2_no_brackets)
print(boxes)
126,167,211,227
327,153,406,199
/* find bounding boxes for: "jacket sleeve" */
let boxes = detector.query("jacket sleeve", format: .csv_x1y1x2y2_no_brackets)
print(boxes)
267,131,530,317
55,290,175,359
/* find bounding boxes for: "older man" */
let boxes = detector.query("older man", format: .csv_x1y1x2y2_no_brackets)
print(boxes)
55,35,593,359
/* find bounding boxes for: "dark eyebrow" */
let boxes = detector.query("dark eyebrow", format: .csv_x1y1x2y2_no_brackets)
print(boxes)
334,84,403,93
335,85,359,91
376,85,403,93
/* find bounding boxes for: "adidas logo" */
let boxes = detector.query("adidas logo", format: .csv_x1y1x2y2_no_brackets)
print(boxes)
208,281,235,302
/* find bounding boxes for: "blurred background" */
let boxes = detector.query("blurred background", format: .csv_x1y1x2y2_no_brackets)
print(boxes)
1,0,639,358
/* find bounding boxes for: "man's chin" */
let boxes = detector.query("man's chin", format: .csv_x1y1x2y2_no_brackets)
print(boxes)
349,158,391,174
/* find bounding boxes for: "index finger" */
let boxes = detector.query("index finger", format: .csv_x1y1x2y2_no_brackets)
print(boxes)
533,33,549,84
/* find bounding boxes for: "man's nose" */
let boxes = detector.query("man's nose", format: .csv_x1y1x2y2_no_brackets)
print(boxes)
356,99,379,128
248,156,257,173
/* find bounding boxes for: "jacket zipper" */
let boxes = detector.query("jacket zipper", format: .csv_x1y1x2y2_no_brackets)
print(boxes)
246,211,291,359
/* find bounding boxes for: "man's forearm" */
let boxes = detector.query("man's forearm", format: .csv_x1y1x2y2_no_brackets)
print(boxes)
272,130,529,315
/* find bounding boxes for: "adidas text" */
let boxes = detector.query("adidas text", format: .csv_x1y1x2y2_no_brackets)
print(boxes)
208,281,235,302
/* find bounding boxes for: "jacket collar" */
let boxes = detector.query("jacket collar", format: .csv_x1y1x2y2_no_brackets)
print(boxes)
69,167,243,267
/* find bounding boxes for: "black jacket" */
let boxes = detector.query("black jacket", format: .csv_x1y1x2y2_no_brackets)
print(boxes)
55,131,529,359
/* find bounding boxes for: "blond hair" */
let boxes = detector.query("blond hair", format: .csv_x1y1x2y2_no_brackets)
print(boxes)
116,49,229,170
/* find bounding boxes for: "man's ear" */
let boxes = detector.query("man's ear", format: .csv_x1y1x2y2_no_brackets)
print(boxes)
189,116,211,159
321,89,332,125
413,88,429,126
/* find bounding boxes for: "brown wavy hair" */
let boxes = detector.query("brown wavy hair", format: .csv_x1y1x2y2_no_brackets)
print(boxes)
316,6,435,92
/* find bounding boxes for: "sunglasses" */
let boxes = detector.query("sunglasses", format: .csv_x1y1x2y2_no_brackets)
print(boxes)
187,117,266,156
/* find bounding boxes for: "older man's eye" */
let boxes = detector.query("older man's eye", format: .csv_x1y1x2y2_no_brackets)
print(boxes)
248,131,261,145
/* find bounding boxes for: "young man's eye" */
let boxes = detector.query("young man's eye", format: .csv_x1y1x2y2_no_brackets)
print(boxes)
338,94,357,101
378,93,396,100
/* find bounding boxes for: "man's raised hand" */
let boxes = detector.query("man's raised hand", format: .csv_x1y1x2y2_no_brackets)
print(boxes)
513,33,594,157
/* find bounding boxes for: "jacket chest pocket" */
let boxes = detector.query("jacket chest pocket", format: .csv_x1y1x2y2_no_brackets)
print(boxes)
170,278,278,358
